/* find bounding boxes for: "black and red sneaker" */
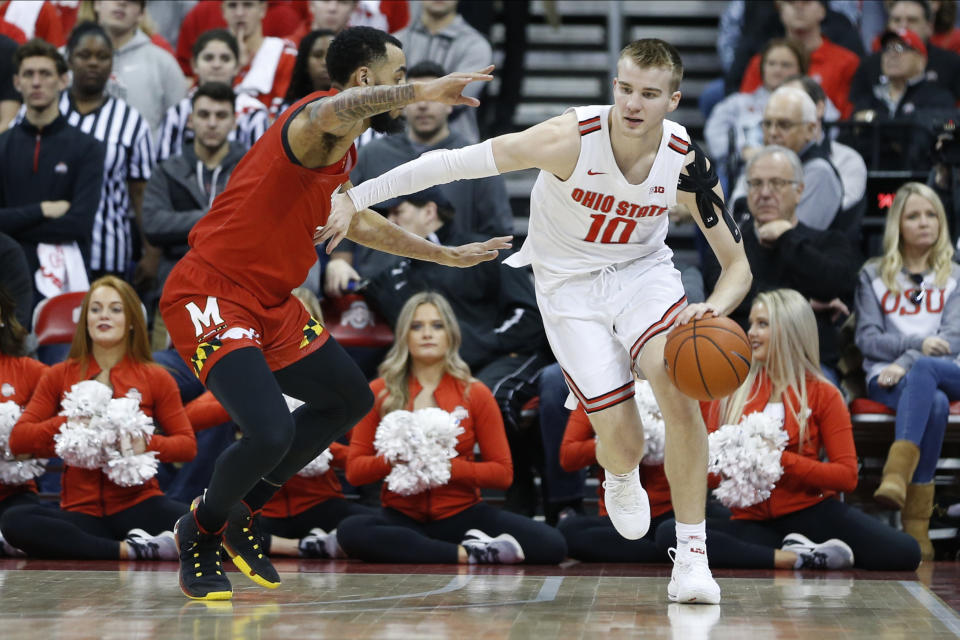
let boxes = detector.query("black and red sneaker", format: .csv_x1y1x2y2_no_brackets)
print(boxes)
221,501,281,589
173,511,232,601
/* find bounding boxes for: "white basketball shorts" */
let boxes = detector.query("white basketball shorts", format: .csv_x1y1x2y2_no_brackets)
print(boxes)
534,253,687,414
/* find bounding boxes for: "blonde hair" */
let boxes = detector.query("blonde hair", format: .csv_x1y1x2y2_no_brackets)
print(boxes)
619,38,683,92
68,276,153,377
378,292,472,416
722,289,824,446
875,182,953,293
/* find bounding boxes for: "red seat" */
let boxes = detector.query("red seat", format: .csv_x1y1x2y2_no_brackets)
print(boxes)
850,397,960,416
31,291,87,346
319,294,394,348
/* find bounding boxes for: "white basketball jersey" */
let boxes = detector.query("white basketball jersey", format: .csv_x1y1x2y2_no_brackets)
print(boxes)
505,105,691,288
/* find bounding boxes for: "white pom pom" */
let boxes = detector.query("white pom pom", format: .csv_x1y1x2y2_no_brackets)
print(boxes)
59,381,114,419
374,410,418,463
634,381,666,465
708,411,788,508
297,448,333,477
104,451,159,487
375,407,463,495
54,420,110,469
0,459,47,484
0,400,24,459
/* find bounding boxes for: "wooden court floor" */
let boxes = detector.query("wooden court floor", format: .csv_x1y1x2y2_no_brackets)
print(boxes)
1,558,959,639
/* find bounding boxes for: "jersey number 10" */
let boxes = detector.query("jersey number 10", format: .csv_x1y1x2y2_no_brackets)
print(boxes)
583,214,636,244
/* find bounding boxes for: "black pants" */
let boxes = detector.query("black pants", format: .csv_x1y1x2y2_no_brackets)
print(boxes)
200,341,374,527
559,512,673,563
337,502,568,564
0,492,41,520
654,498,922,571
260,498,374,553
0,495,186,559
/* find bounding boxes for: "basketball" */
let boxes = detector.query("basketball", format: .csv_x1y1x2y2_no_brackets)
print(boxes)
663,316,752,401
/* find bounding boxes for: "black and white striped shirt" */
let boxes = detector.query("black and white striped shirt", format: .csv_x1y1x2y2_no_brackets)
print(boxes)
155,90,268,162
59,92,154,274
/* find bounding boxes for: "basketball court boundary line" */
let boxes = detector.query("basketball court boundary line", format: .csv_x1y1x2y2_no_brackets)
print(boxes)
899,580,960,637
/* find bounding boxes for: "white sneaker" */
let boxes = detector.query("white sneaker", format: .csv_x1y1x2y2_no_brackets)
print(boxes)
125,528,178,560
325,528,346,559
602,468,650,540
668,539,721,604
299,528,333,558
461,529,525,564
781,532,854,570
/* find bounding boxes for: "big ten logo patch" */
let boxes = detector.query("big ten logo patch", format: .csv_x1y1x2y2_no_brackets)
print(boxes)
300,317,324,348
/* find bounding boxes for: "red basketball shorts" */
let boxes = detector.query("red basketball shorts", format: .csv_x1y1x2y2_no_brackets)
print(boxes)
159,254,328,384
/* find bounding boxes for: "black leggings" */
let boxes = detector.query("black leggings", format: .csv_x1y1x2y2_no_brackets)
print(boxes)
337,502,568,564
201,342,373,527
0,495,187,559
260,498,374,552
0,492,41,520
559,512,673,563
654,498,922,571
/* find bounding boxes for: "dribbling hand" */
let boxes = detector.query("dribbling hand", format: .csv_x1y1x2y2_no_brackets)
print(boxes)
315,192,358,253
674,302,721,326
439,236,513,267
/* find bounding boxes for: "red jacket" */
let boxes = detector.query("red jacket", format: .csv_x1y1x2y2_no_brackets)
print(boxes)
702,373,858,521
9,356,196,516
347,374,512,522
0,1,64,46
559,405,673,519
0,354,47,502
184,390,348,518
740,37,860,118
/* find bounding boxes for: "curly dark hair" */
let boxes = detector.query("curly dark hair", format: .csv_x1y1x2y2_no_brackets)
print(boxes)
0,285,27,357
67,21,113,55
284,29,336,104
326,26,402,87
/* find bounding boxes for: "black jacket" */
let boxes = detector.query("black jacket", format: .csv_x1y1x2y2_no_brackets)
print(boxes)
850,44,960,105
142,141,246,289
0,114,105,293
0,231,32,330
364,223,548,370
703,216,861,367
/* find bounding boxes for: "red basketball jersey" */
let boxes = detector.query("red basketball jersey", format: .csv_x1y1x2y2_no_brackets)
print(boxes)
187,90,357,307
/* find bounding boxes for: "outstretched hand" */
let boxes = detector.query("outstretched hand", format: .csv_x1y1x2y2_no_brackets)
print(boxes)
419,66,494,107
439,236,513,267
315,192,358,253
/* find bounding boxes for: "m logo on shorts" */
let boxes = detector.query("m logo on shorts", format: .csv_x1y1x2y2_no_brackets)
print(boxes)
300,317,324,348
191,338,223,376
186,296,225,337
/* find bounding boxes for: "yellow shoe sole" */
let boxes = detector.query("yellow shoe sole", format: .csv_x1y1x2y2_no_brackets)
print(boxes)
222,541,281,589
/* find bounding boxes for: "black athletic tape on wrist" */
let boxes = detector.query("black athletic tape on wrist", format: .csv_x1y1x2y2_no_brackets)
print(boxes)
677,141,742,243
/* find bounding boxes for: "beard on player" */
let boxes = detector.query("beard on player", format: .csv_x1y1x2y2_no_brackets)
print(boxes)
369,110,405,134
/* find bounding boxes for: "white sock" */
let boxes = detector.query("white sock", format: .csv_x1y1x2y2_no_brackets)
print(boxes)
606,469,635,479
676,520,706,546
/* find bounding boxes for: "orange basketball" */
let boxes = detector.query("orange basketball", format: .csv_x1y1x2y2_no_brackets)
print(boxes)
663,316,752,401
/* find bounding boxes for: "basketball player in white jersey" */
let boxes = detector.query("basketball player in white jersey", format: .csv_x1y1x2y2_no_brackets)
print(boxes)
319,39,752,604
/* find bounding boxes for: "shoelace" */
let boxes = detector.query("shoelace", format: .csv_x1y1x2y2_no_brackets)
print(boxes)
603,477,642,513
669,545,713,579
183,536,225,577
127,537,159,560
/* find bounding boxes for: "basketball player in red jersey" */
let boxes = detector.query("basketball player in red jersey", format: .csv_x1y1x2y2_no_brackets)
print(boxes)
321,39,753,605
159,26,507,601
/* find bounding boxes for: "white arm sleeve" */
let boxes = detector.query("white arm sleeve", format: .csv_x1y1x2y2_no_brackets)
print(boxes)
346,139,499,211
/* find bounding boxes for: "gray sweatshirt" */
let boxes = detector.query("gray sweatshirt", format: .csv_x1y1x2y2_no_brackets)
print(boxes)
854,260,960,381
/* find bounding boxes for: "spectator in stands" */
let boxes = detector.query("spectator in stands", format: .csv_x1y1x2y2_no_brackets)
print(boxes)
730,86,844,232
63,22,155,289
144,82,246,316
96,0,187,137
0,283,46,556
279,28,335,110
783,76,862,212
337,292,567,565
301,0,408,42
1,276,196,560
397,0,492,143
558,402,672,562
220,0,298,116
854,182,960,560
851,0,960,105
144,0,195,49
0,39,104,308
655,289,921,571
854,28,955,120
0,234,29,331
156,29,269,162
704,146,860,385
733,0,862,118
325,61,514,297
0,33,19,130
0,0,65,46
931,0,960,53
705,39,808,188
